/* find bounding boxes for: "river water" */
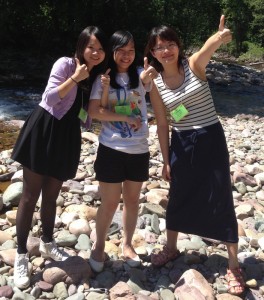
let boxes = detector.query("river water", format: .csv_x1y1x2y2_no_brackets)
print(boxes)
0,73,264,150
0,87,42,121
1,82,263,121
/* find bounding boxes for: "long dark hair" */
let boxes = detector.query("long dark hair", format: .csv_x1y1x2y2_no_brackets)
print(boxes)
108,30,139,89
144,25,185,72
75,26,108,94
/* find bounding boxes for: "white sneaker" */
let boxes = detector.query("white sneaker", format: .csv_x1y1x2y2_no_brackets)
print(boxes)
14,252,30,289
39,238,69,261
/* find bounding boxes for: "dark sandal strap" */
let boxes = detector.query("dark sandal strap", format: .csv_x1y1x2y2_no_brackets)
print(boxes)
151,246,179,266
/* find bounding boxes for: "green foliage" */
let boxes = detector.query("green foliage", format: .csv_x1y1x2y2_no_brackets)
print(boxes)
237,42,264,62
0,0,262,60
221,0,252,55
247,0,264,47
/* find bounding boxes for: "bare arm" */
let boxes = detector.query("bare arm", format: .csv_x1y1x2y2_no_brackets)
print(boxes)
88,99,142,130
100,68,111,108
149,84,171,181
190,15,232,79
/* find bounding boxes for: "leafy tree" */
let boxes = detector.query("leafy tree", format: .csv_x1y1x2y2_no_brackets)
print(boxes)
248,0,264,47
221,0,252,55
0,0,262,62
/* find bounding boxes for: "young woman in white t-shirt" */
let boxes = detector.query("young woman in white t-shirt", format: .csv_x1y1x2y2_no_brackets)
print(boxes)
88,30,157,272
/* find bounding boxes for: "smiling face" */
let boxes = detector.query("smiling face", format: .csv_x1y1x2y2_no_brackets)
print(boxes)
114,40,136,73
83,34,105,70
152,37,179,66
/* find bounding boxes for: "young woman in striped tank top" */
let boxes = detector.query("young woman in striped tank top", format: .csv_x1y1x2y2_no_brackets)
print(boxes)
144,16,245,296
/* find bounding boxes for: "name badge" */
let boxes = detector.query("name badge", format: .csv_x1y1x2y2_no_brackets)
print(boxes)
115,105,132,116
170,104,189,122
78,107,88,123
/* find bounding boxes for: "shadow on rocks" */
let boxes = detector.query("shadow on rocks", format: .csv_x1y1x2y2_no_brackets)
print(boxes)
31,256,92,286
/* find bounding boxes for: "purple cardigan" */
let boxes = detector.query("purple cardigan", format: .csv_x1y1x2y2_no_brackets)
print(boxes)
39,57,77,120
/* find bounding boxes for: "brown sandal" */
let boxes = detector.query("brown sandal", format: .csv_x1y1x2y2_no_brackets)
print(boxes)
225,268,245,295
151,245,180,267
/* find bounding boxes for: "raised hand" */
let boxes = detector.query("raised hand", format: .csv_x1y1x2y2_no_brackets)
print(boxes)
72,58,90,82
101,68,111,88
140,57,158,84
100,68,111,108
218,15,232,44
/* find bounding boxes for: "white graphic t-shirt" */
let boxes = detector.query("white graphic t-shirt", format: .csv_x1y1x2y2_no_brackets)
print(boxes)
90,68,149,154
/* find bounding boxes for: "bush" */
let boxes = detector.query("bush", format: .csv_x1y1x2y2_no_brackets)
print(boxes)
238,42,264,62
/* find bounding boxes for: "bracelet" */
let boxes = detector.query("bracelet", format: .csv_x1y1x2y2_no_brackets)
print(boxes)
70,77,78,84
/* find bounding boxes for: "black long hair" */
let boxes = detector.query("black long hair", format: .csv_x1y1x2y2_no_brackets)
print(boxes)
108,30,139,89
75,26,108,95
144,25,185,72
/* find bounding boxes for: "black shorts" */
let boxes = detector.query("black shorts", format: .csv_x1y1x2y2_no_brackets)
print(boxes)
94,143,150,183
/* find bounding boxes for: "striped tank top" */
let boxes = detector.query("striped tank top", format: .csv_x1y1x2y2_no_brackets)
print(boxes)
154,59,219,131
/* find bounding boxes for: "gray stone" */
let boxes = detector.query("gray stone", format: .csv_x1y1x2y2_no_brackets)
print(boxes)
11,291,35,300
3,182,23,207
65,292,85,300
75,234,91,251
160,289,175,300
53,282,68,299
151,214,160,235
154,275,171,291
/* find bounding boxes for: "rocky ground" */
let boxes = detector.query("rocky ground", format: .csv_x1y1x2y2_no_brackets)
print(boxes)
0,62,264,300
0,112,264,300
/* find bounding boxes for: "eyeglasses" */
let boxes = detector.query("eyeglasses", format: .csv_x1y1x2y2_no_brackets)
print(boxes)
152,43,177,53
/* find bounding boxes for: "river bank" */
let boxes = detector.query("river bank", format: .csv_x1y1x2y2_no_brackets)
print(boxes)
0,58,264,298
1,58,263,153
1,113,264,299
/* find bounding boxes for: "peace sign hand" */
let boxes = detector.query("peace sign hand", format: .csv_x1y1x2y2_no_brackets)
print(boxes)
218,15,232,45
72,58,90,82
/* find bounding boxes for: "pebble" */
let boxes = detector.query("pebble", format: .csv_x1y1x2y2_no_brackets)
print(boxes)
0,64,264,299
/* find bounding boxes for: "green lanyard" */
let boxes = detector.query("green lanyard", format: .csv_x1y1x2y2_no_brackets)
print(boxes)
78,91,88,122
115,88,131,115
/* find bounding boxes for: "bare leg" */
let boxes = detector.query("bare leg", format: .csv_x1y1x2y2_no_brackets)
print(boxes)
16,167,43,254
225,242,245,295
40,176,63,242
226,242,239,269
92,182,122,262
166,229,178,251
122,180,142,258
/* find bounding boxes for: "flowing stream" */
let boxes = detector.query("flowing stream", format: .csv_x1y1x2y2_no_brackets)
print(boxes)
0,64,264,151
0,82,263,121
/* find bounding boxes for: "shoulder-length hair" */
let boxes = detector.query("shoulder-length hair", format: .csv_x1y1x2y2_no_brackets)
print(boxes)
144,25,185,72
75,26,108,94
108,30,139,89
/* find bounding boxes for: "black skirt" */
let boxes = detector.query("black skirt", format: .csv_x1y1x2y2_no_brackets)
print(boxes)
12,97,82,181
167,122,238,243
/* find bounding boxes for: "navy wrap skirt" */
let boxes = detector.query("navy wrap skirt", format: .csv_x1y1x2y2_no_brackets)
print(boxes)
167,122,238,243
